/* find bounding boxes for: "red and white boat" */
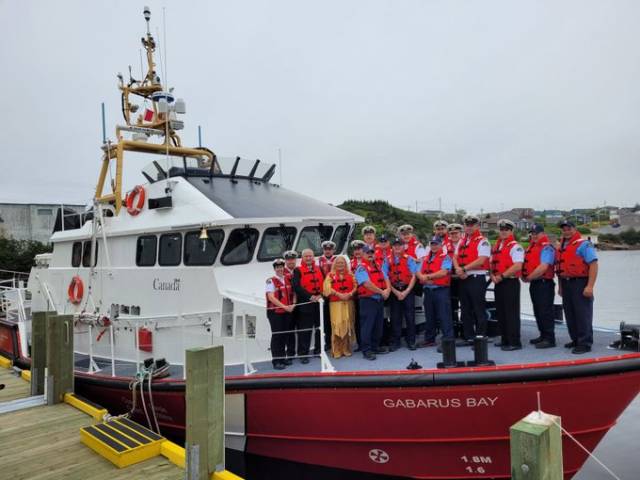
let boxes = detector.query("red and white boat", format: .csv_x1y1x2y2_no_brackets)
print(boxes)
1,8,638,479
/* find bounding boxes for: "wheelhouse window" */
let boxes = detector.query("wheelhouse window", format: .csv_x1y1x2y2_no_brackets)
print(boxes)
159,233,183,266
136,235,157,267
184,229,225,266
82,241,98,267
296,225,334,256
71,242,82,267
257,226,297,262
221,228,259,265
332,225,350,254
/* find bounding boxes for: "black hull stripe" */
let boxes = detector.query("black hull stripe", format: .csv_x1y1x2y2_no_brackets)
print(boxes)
75,356,640,391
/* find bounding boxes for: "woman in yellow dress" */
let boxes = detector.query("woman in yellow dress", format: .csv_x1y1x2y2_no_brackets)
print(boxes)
323,256,357,358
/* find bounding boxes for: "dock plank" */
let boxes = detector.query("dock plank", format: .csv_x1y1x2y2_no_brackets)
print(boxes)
0,367,30,403
0,402,182,480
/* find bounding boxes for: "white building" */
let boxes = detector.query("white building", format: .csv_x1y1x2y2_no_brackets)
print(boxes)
0,203,84,244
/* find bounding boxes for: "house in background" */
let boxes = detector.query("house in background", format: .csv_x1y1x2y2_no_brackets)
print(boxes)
0,203,84,244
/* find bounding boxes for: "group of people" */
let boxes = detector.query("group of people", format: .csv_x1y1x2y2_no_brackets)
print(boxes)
265,215,598,369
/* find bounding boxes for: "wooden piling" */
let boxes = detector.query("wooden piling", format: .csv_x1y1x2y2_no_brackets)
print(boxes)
510,411,563,480
30,311,49,396
45,314,74,404
185,345,224,480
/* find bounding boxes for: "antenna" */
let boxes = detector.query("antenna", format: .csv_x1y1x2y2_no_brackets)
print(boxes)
101,103,106,144
278,147,282,186
162,6,168,88
198,125,202,148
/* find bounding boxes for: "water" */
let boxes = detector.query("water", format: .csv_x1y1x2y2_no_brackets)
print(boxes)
227,251,640,479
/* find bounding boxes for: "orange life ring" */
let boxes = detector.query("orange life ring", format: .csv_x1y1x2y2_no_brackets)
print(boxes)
126,185,146,216
68,276,84,305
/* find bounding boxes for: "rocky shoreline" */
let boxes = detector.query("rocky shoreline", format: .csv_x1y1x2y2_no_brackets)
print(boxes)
596,241,640,251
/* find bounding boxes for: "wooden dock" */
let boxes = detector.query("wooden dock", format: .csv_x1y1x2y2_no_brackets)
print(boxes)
0,368,183,480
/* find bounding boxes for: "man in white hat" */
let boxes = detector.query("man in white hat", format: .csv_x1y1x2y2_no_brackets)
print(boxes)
455,214,491,344
397,224,423,259
490,219,524,351
318,240,337,349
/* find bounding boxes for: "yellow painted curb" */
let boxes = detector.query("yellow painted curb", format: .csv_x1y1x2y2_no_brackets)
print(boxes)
159,441,243,479
160,440,185,468
64,393,108,421
0,355,11,369
212,470,244,480
20,369,31,382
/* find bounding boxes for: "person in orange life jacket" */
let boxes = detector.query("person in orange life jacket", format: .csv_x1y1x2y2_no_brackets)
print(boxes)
398,224,424,260
283,250,298,277
375,235,392,267
354,245,391,360
350,239,367,271
490,219,524,351
362,225,378,251
388,237,419,351
521,224,557,349
349,239,366,349
447,223,464,328
318,240,337,350
323,256,357,358
556,220,598,354
283,250,299,356
416,236,453,349
318,241,337,276
265,259,296,369
455,214,491,345
292,248,324,364
434,220,453,254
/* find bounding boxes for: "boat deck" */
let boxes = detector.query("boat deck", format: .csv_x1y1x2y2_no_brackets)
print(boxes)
74,320,627,379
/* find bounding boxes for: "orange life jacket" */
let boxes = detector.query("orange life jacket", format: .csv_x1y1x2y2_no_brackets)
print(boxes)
420,251,451,287
350,256,365,273
318,255,336,277
404,236,420,259
266,275,293,314
388,254,413,288
297,262,324,295
327,272,355,302
357,261,387,298
375,246,392,267
490,235,522,277
523,234,555,280
457,230,490,270
556,232,589,278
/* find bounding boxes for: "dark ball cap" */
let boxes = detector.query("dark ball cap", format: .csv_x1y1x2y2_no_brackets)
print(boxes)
378,234,389,242
528,223,545,234
558,219,576,228
362,245,375,254
391,237,403,246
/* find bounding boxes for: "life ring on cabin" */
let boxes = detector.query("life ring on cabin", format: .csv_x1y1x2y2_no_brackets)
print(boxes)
68,276,84,305
126,185,146,216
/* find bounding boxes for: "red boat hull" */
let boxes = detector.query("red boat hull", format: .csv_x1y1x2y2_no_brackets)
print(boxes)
73,359,640,479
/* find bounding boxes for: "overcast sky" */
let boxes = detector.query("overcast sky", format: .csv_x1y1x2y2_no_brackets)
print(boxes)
1,0,639,213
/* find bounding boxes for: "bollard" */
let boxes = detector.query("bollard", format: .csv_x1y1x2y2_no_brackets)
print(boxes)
510,411,563,479
437,338,460,368
468,335,495,366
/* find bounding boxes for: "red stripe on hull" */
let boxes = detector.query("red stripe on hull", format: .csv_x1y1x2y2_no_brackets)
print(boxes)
74,369,640,478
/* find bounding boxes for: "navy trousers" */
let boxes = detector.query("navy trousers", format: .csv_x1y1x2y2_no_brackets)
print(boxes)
423,286,453,342
494,278,521,347
390,292,416,347
529,279,556,342
296,302,319,356
560,277,593,347
459,275,488,340
359,297,384,354
267,311,290,366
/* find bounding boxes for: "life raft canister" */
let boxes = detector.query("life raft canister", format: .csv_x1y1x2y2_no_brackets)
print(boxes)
68,276,84,304
126,185,146,216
